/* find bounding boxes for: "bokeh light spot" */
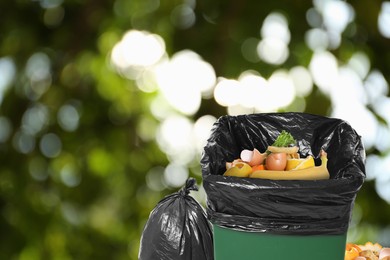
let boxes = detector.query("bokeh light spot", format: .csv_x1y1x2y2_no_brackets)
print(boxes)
170,4,196,29
61,202,83,226
111,30,166,78
155,50,216,115
375,154,390,203
348,52,371,79
238,71,266,109
22,104,49,136
57,103,80,132
365,70,389,104
156,115,195,164
227,105,254,116
331,103,377,149
193,115,217,153
329,67,367,107
309,51,338,95
137,116,158,142
289,66,313,97
322,0,354,33
87,148,113,177
266,70,295,109
306,8,322,28
365,154,382,181
60,164,81,187
261,12,290,44
39,0,64,9
257,38,289,65
0,57,16,104
163,163,189,188
43,6,65,27
13,131,35,154
146,166,167,192
372,96,390,126
150,94,176,120
40,133,62,158
25,52,52,100
305,28,329,51
213,78,240,107
375,123,390,152
378,2,390,38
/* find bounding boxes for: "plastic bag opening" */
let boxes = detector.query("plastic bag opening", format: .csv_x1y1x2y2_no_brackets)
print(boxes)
201,112,366,235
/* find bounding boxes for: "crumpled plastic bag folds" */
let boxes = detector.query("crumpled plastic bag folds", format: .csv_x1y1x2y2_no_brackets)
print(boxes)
201,112,366,235
138,178,214,260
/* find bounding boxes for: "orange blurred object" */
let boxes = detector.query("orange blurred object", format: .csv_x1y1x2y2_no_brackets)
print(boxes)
345,243,361,260
251,164,265,171
347,243,362,253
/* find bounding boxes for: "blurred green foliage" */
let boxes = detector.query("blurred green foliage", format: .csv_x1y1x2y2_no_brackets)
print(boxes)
1,0,390,259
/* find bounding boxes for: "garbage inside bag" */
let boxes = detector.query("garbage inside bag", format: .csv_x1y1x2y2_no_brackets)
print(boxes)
138,178,214,260
200,112,366,235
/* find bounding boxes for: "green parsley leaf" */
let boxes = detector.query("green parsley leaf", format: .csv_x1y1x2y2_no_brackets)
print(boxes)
271,130,296,147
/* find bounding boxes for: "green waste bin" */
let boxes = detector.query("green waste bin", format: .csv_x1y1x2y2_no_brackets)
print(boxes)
201,113,366,260
213,225,346,260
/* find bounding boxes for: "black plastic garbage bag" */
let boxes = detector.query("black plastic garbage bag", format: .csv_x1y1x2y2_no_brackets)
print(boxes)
201,112,366,235
138,178,214,260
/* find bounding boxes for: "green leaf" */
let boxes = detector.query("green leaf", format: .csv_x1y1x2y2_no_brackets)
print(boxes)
271,130,296,147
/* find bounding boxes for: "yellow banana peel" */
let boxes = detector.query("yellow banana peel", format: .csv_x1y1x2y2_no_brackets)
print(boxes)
224,162,253,177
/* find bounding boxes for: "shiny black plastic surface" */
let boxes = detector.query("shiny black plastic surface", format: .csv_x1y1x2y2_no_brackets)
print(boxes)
201,112,366,235
138,178,214,260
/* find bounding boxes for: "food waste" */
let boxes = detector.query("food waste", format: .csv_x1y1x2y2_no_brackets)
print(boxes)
345,242,390,260
223,130,330,180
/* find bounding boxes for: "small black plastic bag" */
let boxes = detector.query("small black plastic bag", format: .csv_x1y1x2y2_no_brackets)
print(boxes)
201,112,366,235
138,178,214,260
